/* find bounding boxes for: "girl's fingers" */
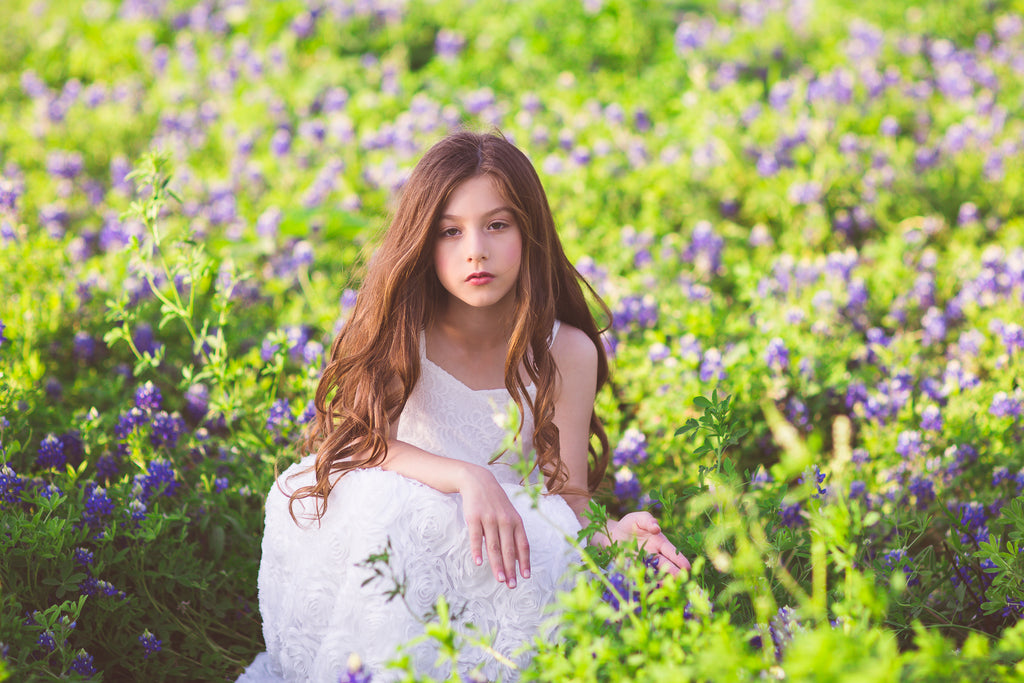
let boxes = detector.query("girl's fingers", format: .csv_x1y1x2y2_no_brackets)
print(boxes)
468,523,484,567
498,518,521,588
485,525,506,584
516,526,531,580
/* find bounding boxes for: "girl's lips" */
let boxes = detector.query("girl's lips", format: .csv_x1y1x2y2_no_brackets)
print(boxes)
466,272,494,284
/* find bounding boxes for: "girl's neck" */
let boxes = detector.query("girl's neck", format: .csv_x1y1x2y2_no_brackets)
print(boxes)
433,299,515,353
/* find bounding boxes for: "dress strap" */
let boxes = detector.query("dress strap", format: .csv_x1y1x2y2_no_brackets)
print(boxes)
550,320,561,347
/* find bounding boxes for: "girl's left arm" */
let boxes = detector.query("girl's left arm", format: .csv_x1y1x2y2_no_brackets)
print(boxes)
551,326,690,575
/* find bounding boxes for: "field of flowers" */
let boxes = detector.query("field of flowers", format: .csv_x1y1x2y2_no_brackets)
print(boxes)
2,0,1024,680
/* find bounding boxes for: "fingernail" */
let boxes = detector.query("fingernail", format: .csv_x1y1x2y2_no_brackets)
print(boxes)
523,569,530,579
498,572,506,582
509,579,516,588
475,557,482,566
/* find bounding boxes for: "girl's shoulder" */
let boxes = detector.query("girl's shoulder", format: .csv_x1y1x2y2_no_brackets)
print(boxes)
550,322,598,374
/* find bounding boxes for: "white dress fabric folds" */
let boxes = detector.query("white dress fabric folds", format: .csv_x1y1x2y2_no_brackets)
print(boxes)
238,323,581,682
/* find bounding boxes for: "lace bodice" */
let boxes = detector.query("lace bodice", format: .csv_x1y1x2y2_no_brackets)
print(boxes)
396,329,552,486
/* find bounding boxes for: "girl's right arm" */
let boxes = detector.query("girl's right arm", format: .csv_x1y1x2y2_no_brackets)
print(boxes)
379,438,531,590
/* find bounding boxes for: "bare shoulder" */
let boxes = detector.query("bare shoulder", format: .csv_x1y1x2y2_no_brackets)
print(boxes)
550,323,598,380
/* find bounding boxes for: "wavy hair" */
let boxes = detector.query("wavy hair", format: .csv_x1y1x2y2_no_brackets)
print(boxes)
290,130,610,521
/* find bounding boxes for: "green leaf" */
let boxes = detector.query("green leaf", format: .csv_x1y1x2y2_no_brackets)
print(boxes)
693,396,712,409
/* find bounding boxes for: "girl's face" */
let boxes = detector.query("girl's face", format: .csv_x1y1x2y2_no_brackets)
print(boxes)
433,174,523,313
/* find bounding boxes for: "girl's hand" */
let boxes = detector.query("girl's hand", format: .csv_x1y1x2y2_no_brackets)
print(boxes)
457,464,530,589
610,511,690,576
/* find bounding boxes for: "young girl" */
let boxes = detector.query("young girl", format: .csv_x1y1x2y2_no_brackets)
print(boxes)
239,131,689,683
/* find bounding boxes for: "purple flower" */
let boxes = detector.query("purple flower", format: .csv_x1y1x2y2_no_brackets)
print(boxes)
214,477,229,493
435,28,466,60
780,502,804,527
267,399,294,434
184,383,209,422
340,654,374,683
149,411,185,449
1,464,23,507
882,549,919,586
699,348,726,383
765,337,789,372
74,547,94,567
135,459,179,501
69,649,97,677
37,630,57,652
990,391,1022,418
768,606,801,662
83,486,115,527
920,405,942,432
613,467,640,499
139,629,162,658
37,434,66,469
135,381,162,411
908,476,935,510
895,431,923,459
613,428,648,467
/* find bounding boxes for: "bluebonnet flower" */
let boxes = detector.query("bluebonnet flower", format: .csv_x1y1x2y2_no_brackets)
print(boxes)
613,467,640,499
601,570,639,614
303,340,324,366
95,453,121,481
895,431,923,458
114,407,148,440
139,630,161,658
45,377,63,400
73,331,97,362
132,323,158,356
613,428,648,467
267,399,294,434
260,337,281,362
37,433,65,469
780,502,804,528
74,547,94,567
149,411,185,449
908,476,935,510
849,480,867,499
297,400,317,425
765,337,789,372
134,459,179,501
921,307,946,346
990,391,1022,418
69,649,97,677
340,653,373,683
37,630,57,652
135,381,162,411
993,466,1011,487
256,207,282,239
184,383,209,422
768,606,801,662
882,549,919,586
683,221,723,275
799,465,827,498
611,295,658,332
214,477,229,493
920,405,943,432
647,343,670,362
83,486,115,527
699,348,726,383
127,498,147,523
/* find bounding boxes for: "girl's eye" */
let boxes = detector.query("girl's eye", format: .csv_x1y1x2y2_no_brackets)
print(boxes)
440,227,460,238
488,221,509,231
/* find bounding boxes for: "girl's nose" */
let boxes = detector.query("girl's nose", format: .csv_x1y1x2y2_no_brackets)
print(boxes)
465,230,487,262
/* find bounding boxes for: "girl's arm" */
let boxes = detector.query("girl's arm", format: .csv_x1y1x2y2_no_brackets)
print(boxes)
550,326,690,575
378,435,531,590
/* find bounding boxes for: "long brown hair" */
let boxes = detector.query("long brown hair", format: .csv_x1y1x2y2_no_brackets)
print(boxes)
291,130,610,520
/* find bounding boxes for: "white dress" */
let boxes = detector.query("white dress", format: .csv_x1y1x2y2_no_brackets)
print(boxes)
239,323,581,682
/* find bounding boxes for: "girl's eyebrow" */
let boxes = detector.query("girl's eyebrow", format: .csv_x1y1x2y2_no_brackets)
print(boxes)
440,206,515,221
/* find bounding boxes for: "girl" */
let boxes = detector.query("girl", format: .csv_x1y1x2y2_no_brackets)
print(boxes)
239,131,688,683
